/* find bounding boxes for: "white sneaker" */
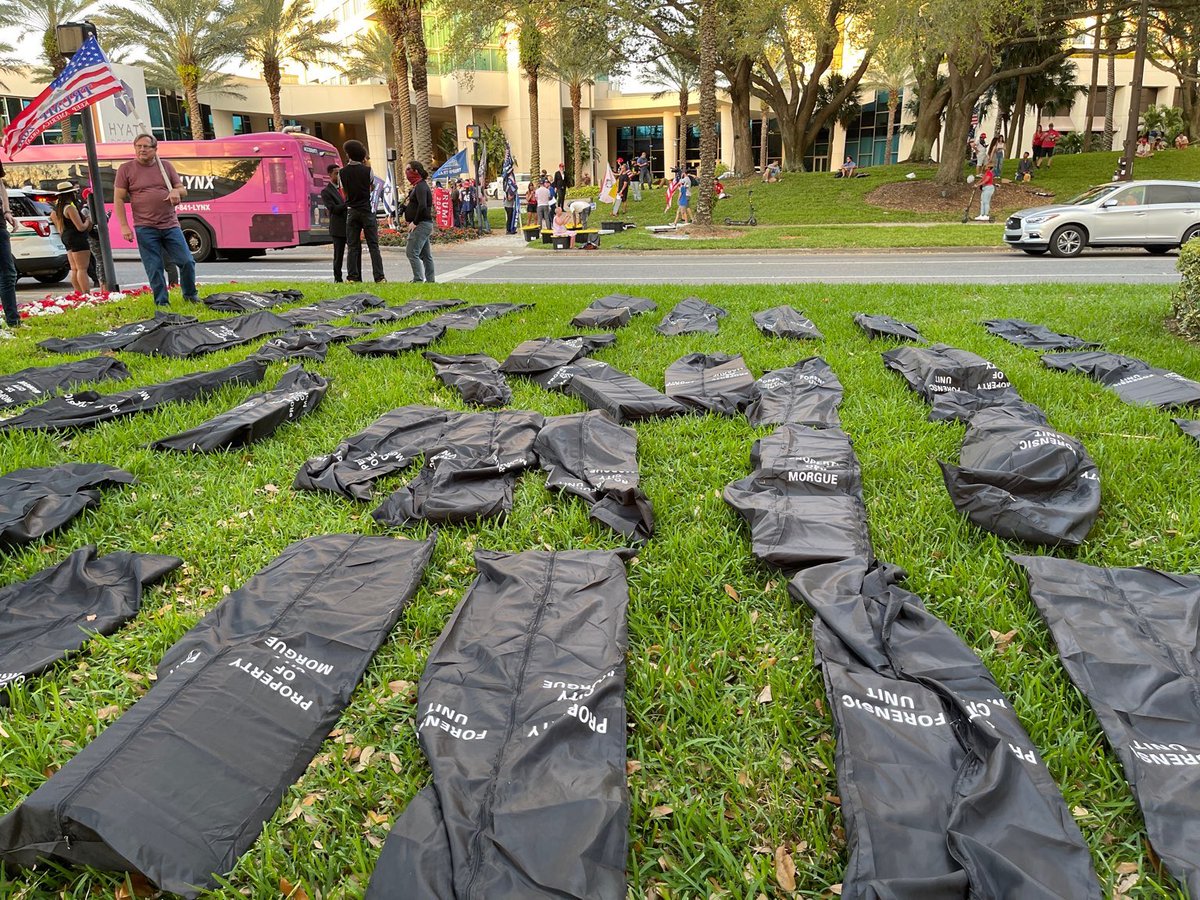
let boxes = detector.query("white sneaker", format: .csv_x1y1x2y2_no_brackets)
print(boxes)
975,215,991,221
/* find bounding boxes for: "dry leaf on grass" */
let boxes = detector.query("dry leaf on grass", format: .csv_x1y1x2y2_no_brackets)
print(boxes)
113,872,157,899
724,584,740,601
649,804,673,819
1113,871,1140,897
989,628,1018,650
626,759,642,775
96,705,121,721
279,877,310,900
774,846,797,892
756,685,773,705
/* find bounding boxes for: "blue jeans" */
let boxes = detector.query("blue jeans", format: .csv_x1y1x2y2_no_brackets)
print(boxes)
0,223,18,326
135,226,196,306
406,220,435,282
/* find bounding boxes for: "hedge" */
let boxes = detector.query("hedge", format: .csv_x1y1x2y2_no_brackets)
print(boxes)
1172,238,1200,339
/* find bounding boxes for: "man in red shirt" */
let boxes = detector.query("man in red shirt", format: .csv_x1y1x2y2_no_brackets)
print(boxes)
114,134,197,306
1039,123,1060,169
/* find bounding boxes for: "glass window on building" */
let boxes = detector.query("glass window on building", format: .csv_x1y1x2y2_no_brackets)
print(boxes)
803,125,831,172
683,121,719,173
231,114,253,135
843,90,901,168
751,117,783,171
614,123,664,177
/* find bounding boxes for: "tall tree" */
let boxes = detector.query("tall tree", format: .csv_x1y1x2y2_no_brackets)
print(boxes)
374,0,430,163
343,26,407,162
644,49,698,173
1102,8,1122,148
1,0,93,139
750,0,877,170
231,0,336,130
517,7,544,175
100,0,244,140
863,42,912,165
1150,1,1200,138
694,0,717,224
372,3,414,160
1082,0,1102,150
542,7,623,188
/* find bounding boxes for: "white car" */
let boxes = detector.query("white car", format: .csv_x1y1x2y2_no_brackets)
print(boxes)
8,189,69,284
487,173,533,200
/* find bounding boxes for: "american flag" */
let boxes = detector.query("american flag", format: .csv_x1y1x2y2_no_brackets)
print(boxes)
501,142,517,230
2,36,124,157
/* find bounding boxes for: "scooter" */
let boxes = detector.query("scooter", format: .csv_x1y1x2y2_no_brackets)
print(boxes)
960,174,978,223
724,189,758,227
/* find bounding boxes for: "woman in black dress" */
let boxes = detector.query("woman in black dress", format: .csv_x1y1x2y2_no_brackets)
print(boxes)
51,181,92,295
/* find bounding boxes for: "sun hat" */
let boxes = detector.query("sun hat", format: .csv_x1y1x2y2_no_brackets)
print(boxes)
55,181,77,192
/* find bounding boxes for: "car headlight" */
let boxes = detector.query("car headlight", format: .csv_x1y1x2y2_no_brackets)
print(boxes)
1024,214,1059,225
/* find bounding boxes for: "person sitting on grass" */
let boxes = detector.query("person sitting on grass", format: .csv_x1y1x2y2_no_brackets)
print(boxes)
763,160,781,183
1176,133,1190,150
551,207,575,248
837,156,857,178
1016,152,1034,182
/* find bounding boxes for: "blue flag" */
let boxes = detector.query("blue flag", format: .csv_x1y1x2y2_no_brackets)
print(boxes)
502,142,519,232
431,148,469,181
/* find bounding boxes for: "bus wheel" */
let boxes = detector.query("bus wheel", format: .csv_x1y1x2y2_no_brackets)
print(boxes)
180,219,215,263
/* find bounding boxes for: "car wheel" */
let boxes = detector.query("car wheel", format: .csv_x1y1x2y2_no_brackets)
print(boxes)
34,268,70,284
1146,245,1173,255
180,219,215,263
1048,225,1086,258
1183,225,1200,246
1021,248,1048,255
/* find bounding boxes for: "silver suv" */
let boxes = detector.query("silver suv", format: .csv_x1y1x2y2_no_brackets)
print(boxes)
7,188,69,284
1004,180,1200,257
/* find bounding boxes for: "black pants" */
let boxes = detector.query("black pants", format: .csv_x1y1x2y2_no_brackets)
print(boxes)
345,209,384,282
331,236,346,282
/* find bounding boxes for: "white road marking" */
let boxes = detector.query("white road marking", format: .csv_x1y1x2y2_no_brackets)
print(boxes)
437,256,517,281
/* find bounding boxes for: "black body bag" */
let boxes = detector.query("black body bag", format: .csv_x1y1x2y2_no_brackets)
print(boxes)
347,322,446,357
0,534,433,898
366,548,629,900
0,359,267,433
37,312,196,354
278,292,386,326
940,406,1100,546
664,352,756,416
252,326,371,363
429,302,531,331
790,558,1101,900
534,410,654,542
1042,350,1200,409
745,357,842,428
425,353,512,408
655,297,727,335
150,366,329,452
548,359,684,424
500,335,617,388
122,311,291,357
753,305,823,340
854,313,922,342
1,546,181,701
0,463,135,548
354,298,464,325
0,357,130,412
1013,554,1200,898
201,289,303,312
723,425,872,571
982,318,1099,352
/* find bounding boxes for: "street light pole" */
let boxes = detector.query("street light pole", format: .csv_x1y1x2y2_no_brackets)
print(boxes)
57,21,119,291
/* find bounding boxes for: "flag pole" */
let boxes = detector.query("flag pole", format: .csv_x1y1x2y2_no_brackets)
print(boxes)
80,105,120,292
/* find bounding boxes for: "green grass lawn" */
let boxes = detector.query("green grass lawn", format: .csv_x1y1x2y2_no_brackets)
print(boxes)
540,147,1199,250
1,280,1197,898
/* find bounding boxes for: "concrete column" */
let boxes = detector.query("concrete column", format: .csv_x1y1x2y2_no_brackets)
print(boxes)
663,111,677,176
830,124,848,172
538,80,565,175
454,105,475,153
593,115,609,175
719,105,734,170
364,105,388,167
210,109,234,138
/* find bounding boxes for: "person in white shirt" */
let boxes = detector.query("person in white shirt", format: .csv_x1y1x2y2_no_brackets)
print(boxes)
535,180,553,232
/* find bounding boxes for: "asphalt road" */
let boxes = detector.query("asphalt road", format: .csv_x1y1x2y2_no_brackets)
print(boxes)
15,243,1183,293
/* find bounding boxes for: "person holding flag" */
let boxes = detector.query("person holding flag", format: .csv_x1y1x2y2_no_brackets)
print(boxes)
114,134,198,307
501,144,520,234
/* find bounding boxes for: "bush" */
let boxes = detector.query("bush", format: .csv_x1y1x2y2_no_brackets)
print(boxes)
377,226,489,248
1172,238,1200,339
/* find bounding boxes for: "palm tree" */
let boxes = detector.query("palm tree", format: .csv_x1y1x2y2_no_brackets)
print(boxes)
342,27,408,162
644,50,697,175
374,0,431,164
542,9,621,188
863,44,912,166
100,0,243,140
371,2,413,160
517,6,544,176
231,0,336,130
694,0,716,226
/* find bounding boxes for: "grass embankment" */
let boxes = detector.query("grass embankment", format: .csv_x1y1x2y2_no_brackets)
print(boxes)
552,147,1198,250
1,281,1197,899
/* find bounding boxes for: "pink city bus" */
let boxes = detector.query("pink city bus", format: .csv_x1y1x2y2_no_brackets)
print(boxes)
0,133,341,262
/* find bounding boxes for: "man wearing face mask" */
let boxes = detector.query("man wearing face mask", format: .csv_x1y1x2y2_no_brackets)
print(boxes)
401,160,435,283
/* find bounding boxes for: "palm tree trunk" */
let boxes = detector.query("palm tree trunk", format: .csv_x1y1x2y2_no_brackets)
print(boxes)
184,79,206,141
570,81,583,189
694,0,717,225
1083,0,1103,151
759,106,769,173
387,75,405,160
1103,17,1117,150
885,98,898,165
525,62,540,175
394,44,414,160
403,4,433,166
1006,76,1026,149
265,57,283,130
